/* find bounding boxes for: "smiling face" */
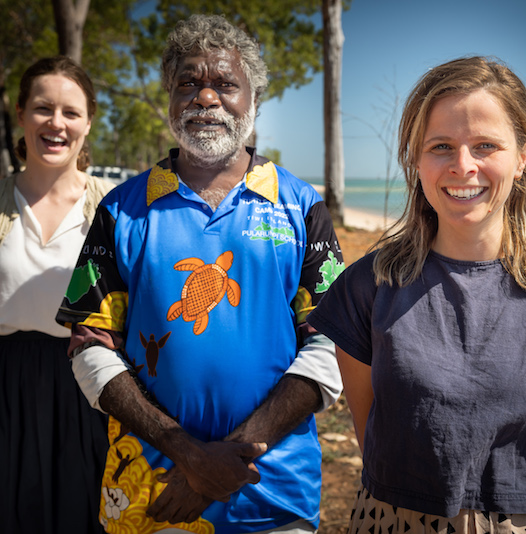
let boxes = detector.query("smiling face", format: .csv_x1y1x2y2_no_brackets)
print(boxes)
17,73,92,171
168,48,256,165
417,89,526,254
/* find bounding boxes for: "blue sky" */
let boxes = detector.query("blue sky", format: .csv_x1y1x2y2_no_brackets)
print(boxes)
255,0,526,179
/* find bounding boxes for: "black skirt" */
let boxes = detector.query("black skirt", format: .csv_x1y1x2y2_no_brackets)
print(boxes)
0,331,109,534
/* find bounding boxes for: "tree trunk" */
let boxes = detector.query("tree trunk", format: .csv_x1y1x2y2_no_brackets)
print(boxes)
323,0,345,227
51,0,91,64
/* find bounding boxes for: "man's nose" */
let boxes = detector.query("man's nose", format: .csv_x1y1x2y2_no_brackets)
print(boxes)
193,87,220,109
449,146,477,177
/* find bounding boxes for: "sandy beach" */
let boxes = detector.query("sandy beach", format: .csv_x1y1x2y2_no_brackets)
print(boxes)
344,206,396,231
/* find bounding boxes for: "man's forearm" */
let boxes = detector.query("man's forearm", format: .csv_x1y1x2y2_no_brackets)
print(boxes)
99,371,266,501
99,370,189,453
226,374,322,447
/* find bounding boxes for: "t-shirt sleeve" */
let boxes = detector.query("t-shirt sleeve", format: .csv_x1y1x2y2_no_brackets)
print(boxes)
307,252,377,365
56,205,128,333
292,200,345,329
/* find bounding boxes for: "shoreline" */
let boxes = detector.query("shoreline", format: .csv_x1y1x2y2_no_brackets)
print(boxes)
310,183,397,231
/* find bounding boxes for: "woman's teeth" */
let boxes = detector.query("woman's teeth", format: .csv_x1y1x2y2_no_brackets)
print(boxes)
42,135,65,144
446,187,484,200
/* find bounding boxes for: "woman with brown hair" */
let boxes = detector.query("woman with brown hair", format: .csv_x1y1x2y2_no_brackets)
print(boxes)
0,56,112,533
308,56,526,533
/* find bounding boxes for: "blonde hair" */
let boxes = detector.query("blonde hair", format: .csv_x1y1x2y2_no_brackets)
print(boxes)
372,56,526,288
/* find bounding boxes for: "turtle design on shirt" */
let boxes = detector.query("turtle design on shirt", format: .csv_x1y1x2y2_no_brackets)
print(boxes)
167,251,241,335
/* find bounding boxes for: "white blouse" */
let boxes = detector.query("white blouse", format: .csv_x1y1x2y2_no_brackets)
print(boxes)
0,186,90,337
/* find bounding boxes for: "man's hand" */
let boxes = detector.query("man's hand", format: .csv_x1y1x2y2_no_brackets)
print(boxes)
177,440,267,502
147,441,267,523
146,467,212,524
100,372,268,505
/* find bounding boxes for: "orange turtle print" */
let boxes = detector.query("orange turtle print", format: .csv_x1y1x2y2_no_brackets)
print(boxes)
167,251,241,335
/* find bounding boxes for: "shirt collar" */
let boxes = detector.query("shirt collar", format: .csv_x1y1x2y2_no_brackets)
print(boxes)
146,147,279,206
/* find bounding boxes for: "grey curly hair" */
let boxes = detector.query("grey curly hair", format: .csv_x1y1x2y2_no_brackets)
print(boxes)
161,14,268,101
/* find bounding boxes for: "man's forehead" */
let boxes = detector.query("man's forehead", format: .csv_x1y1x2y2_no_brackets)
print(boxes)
176,48,242,76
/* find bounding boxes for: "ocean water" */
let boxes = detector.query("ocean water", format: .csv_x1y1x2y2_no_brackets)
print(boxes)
303,177,408,219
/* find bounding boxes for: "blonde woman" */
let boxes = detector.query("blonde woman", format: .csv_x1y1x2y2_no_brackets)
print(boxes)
308,56,526,534
0,57,113,533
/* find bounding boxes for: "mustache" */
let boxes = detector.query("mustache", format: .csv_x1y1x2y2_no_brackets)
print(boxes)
178,108,237,129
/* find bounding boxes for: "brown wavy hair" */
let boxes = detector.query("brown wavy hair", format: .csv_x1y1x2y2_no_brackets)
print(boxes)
15,55,96,171
371,56,526,289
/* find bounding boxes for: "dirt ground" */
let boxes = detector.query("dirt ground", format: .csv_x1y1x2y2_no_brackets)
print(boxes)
315,227,382,534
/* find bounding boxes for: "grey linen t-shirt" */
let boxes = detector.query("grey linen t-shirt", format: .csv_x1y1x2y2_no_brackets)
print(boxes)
308,250,526,517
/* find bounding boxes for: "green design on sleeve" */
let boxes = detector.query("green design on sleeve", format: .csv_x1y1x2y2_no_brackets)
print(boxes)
315,251,345,294
65,259,102,304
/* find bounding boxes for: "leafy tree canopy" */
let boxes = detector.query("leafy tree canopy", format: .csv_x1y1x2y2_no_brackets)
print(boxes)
154,0,324,100
4,0,327,170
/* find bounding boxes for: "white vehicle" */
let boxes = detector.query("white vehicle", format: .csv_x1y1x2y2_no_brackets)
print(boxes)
87,166,139,185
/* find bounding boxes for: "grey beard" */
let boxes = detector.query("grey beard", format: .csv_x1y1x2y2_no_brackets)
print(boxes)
170,105,255,167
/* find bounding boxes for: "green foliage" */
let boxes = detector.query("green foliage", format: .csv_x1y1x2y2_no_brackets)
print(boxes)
86,0,327,167
261,148,283,166
90,80,169,170
0,0,58,165
0,0,56,91
3,0,330,170
156,0,323,100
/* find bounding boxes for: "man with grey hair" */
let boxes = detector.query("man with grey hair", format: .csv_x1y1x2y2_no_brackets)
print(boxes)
56,14,344,534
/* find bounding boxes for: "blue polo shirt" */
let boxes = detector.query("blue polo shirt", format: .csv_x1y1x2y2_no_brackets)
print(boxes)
57,148,344,533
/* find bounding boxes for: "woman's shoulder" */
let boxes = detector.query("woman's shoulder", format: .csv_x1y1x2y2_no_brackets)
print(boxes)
0,174,17,193
319,251,378,308
86,174,115,198
343,250,378,282
0,175,17,212
83,174,115,223
0,174,19,246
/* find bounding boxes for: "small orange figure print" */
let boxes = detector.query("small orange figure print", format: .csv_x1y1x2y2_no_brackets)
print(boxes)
167,251,241,335
139,331,171,377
